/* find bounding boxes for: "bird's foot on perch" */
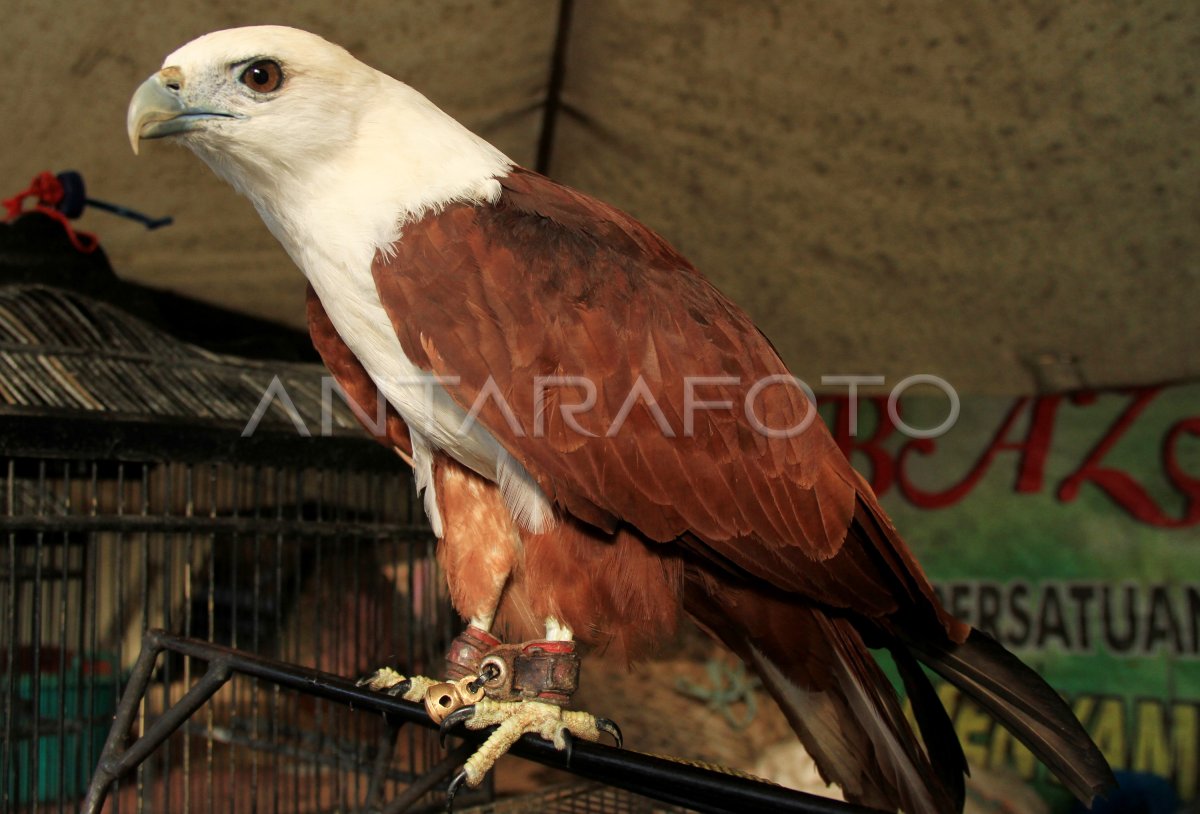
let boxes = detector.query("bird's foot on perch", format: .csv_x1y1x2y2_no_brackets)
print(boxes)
436,636,621,810
358,668,487,725
440,698,622,805
356,667,439,703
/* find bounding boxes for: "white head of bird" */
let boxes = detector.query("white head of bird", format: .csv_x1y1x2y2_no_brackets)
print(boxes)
127,25,510,263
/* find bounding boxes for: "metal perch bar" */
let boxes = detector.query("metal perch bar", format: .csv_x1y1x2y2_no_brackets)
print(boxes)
82,629,883,814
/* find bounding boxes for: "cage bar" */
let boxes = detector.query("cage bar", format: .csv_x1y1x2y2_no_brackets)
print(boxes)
0,263,452,813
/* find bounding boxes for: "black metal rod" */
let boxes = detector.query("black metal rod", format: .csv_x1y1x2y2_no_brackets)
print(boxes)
379,742,475,814
363,724,403,812
85,631,883,814
80,639,162,814
111,663,231,778
81,654,232,814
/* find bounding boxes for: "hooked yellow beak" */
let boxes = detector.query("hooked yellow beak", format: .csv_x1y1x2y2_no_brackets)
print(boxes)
127,67,238,155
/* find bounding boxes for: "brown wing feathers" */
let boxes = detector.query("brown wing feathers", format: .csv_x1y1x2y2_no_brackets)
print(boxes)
311,166,1113,810
374,169,876,578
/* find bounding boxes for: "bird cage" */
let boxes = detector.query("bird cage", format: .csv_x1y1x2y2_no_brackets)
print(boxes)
0,214,452,813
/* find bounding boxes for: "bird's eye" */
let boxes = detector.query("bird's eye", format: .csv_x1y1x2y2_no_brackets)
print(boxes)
240,60,284,93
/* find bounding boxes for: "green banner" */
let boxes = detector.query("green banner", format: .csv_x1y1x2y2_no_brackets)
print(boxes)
818,384,1200,803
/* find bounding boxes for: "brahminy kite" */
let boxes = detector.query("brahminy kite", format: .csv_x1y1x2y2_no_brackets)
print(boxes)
127,26,1114,812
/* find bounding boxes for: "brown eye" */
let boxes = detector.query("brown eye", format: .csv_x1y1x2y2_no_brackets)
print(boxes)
240,60,283,93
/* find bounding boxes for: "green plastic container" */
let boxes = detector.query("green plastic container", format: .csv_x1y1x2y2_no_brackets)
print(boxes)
8,649,117,804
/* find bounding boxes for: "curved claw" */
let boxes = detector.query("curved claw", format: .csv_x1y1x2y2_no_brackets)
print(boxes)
596,717,623,749
384,678,412,698
444,769,469,814
559,727,574,765
354,671,411,698
439,705,476,748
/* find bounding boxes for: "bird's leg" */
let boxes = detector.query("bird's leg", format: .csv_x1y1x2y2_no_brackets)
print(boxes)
358,622,503,705
439,617,622,798
444,622,503,681
358,573,509,708
356,622,501,718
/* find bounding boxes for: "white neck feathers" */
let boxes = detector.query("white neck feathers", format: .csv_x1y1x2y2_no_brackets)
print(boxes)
193,73,511,277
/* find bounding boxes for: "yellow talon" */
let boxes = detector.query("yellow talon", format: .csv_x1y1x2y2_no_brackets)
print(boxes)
446,699,611,787
357,668,439,704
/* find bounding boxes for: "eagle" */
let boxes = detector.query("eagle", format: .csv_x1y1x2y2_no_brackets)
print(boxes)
128,26,1113,812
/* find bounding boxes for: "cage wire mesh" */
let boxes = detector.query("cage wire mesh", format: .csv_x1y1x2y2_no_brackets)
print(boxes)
458,782,692,814
458,782,700,814
0,277,458,813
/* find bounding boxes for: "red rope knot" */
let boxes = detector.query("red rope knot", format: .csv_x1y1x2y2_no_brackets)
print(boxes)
3,171,99,253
